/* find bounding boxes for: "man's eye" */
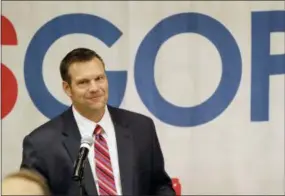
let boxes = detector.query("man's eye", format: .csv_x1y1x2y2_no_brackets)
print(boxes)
79,80,88,84
97,76,104,81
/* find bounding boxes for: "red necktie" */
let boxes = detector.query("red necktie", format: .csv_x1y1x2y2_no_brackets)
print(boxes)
94,125,117,195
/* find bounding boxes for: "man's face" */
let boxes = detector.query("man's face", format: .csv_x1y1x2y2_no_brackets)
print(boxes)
63,57,109,114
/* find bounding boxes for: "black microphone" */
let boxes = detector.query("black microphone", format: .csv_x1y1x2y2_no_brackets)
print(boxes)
72,136,93,181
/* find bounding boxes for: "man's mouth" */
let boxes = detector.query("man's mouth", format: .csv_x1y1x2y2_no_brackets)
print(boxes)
88,96,102,100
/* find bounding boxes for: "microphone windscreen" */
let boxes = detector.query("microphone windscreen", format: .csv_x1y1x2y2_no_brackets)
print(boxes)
80,135,93,149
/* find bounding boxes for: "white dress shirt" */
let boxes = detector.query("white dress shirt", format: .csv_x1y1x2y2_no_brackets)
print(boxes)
72,106,122,195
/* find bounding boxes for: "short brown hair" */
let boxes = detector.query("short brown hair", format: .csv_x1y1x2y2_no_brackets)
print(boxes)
60,48,105,84
4,169,51,195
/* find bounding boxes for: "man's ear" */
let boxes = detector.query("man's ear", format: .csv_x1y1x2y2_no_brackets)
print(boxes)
62,81,72,97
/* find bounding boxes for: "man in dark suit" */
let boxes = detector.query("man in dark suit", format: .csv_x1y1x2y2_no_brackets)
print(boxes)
20,48,175,195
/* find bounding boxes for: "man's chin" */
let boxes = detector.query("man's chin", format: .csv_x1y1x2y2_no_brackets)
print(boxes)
87,103,106,111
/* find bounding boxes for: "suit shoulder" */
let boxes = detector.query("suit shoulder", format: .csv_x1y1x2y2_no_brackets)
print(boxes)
25,111,65,141
108,106,154,123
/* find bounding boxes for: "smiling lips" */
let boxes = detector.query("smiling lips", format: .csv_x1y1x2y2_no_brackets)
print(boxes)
88,95,103,100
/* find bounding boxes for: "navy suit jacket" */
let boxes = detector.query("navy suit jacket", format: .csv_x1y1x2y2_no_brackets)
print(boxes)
21,105,175,195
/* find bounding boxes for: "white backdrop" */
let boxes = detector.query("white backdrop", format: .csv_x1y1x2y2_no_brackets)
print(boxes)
1,1,285,195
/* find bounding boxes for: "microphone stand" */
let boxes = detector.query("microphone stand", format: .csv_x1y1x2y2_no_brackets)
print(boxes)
79,177,84,196
73,160,86,196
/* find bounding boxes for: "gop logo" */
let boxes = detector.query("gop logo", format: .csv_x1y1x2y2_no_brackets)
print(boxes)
2,11,285,127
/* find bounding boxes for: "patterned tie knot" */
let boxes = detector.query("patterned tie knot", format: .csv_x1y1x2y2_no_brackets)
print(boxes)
94,124,103,136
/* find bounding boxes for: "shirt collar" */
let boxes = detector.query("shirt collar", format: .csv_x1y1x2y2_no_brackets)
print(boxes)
72,105,111,137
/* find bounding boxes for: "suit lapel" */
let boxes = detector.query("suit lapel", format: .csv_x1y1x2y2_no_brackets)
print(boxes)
61,107,98,196
108,106,134,195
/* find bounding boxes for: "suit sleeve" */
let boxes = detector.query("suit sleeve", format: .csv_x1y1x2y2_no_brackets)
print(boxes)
149,120,176,195
20,135,50,187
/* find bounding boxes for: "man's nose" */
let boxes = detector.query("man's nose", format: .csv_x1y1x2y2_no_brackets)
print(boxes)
89,80,99,92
